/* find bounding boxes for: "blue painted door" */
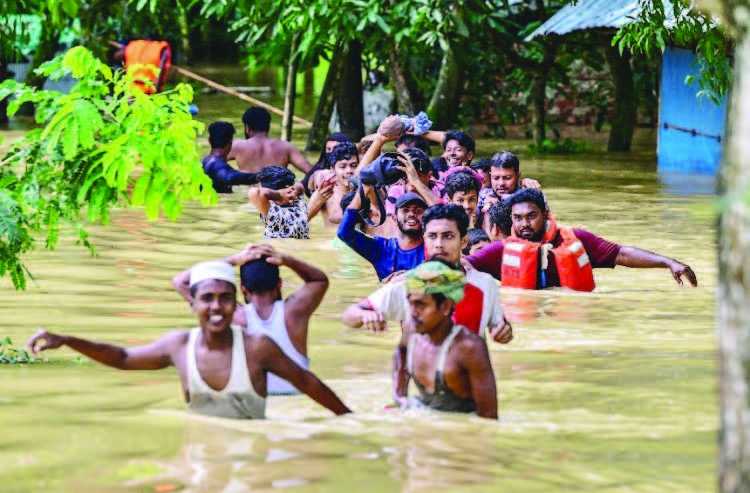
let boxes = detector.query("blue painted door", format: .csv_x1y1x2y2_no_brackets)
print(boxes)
658,47,727,176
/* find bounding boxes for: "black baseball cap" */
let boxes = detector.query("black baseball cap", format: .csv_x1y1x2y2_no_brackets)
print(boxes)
395,192,428,210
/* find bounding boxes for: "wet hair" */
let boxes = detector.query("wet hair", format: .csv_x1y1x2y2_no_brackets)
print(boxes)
207,121,235,149
466,228,489,249
442,130,475,154
470,158,491,173
240,257,280,293
487,200,512,236
505,188,548,213
242,107,271,133
257,165,295,190
189,279,237,298
302,133,353,197
443,170,481,199
326,142,358,167
422,203,469,238
396,134,431,155
401,147,432,175
489,151,520,173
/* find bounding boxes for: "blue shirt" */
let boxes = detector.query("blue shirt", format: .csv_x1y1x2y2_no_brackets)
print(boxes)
337,209,425,280
201,155,258,193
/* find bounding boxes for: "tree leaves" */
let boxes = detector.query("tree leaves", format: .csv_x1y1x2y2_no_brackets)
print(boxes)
0,47,216,289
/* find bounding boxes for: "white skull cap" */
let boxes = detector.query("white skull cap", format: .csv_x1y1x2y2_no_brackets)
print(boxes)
189,261,236,288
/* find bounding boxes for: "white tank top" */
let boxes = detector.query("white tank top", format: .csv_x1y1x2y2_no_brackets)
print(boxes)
245,300,309,395
187,325,266,419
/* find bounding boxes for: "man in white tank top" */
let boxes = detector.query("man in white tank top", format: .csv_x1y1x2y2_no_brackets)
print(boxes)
27,261,350,419
173,245,327,396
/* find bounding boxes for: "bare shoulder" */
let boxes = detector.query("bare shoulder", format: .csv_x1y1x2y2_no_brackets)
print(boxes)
242,330,275,353
453,328,489,358
159,330,192,352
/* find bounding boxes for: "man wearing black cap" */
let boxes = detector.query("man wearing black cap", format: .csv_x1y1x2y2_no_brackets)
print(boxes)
337,184,427,281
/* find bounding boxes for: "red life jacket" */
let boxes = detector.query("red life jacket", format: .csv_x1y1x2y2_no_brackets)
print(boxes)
501,220,595,291
452,283,484,334
124,40,171,94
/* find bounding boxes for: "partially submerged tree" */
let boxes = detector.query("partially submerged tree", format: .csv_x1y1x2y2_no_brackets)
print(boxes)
0,47,214,289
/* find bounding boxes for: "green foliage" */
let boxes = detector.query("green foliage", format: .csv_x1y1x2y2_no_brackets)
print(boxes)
0,46,215,289
528,138,588,155
612,0,732,103
0,337,36,364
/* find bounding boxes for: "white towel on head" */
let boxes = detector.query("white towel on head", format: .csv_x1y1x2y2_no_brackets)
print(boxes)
189,261,236,287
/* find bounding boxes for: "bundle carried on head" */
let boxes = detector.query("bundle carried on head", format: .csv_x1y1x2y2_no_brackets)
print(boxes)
377,111,433,139
406,261,466,303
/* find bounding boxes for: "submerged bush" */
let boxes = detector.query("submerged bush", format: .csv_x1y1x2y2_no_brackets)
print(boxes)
0,337,35,364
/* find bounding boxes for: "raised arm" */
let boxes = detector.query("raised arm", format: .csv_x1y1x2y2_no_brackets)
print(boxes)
360,134,390,167
288,145,312,174
247,186,272,216
419,130,446,145
615,246,698,286
27,329,181,370
172,268,192,302
336,187,383,264
461,338,498,419
255,336,351,415
274,250,330,319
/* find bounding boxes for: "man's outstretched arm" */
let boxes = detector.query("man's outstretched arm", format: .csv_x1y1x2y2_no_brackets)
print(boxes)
615,246,698,286
256,336,351,415
288,145,312,174
27,329,180,370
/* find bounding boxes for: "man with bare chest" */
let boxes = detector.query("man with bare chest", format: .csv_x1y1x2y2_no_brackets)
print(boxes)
398,260,498,419
228,107,312,174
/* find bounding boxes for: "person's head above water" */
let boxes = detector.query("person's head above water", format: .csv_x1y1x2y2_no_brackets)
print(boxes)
489,151,521,199
443,169,481,221
240,257,282,300
442,130,475,167
258,166,296,190
422,204,470,265
487,199,512,240
325,132,351,154
242,107,271,136
406,260,466,334
189,261,238,333
464,228,490,255
207,121,235,155
506,188,549,242
395,192,427,239
327,142,358,187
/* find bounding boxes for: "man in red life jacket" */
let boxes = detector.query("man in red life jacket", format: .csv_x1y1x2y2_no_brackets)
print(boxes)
466,188,698,290
116,40,172,94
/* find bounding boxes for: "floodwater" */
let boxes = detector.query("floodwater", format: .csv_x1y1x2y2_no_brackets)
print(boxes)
0,72,716,492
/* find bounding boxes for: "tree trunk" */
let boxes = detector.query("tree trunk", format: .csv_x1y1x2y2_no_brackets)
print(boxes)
427,43,462,129
531,40,558,147
336,40,365,141
282,34,301,142
303,66,314,107
305,53,343,151
605,44,637,151
719,30,750,493
0,58,8,125
389,46,416,114
175,0,192,64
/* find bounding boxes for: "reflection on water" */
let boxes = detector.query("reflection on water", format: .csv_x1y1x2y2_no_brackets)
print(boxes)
0,83,716,492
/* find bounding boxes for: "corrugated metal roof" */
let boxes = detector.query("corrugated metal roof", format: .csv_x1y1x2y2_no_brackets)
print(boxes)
525,0,642,40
